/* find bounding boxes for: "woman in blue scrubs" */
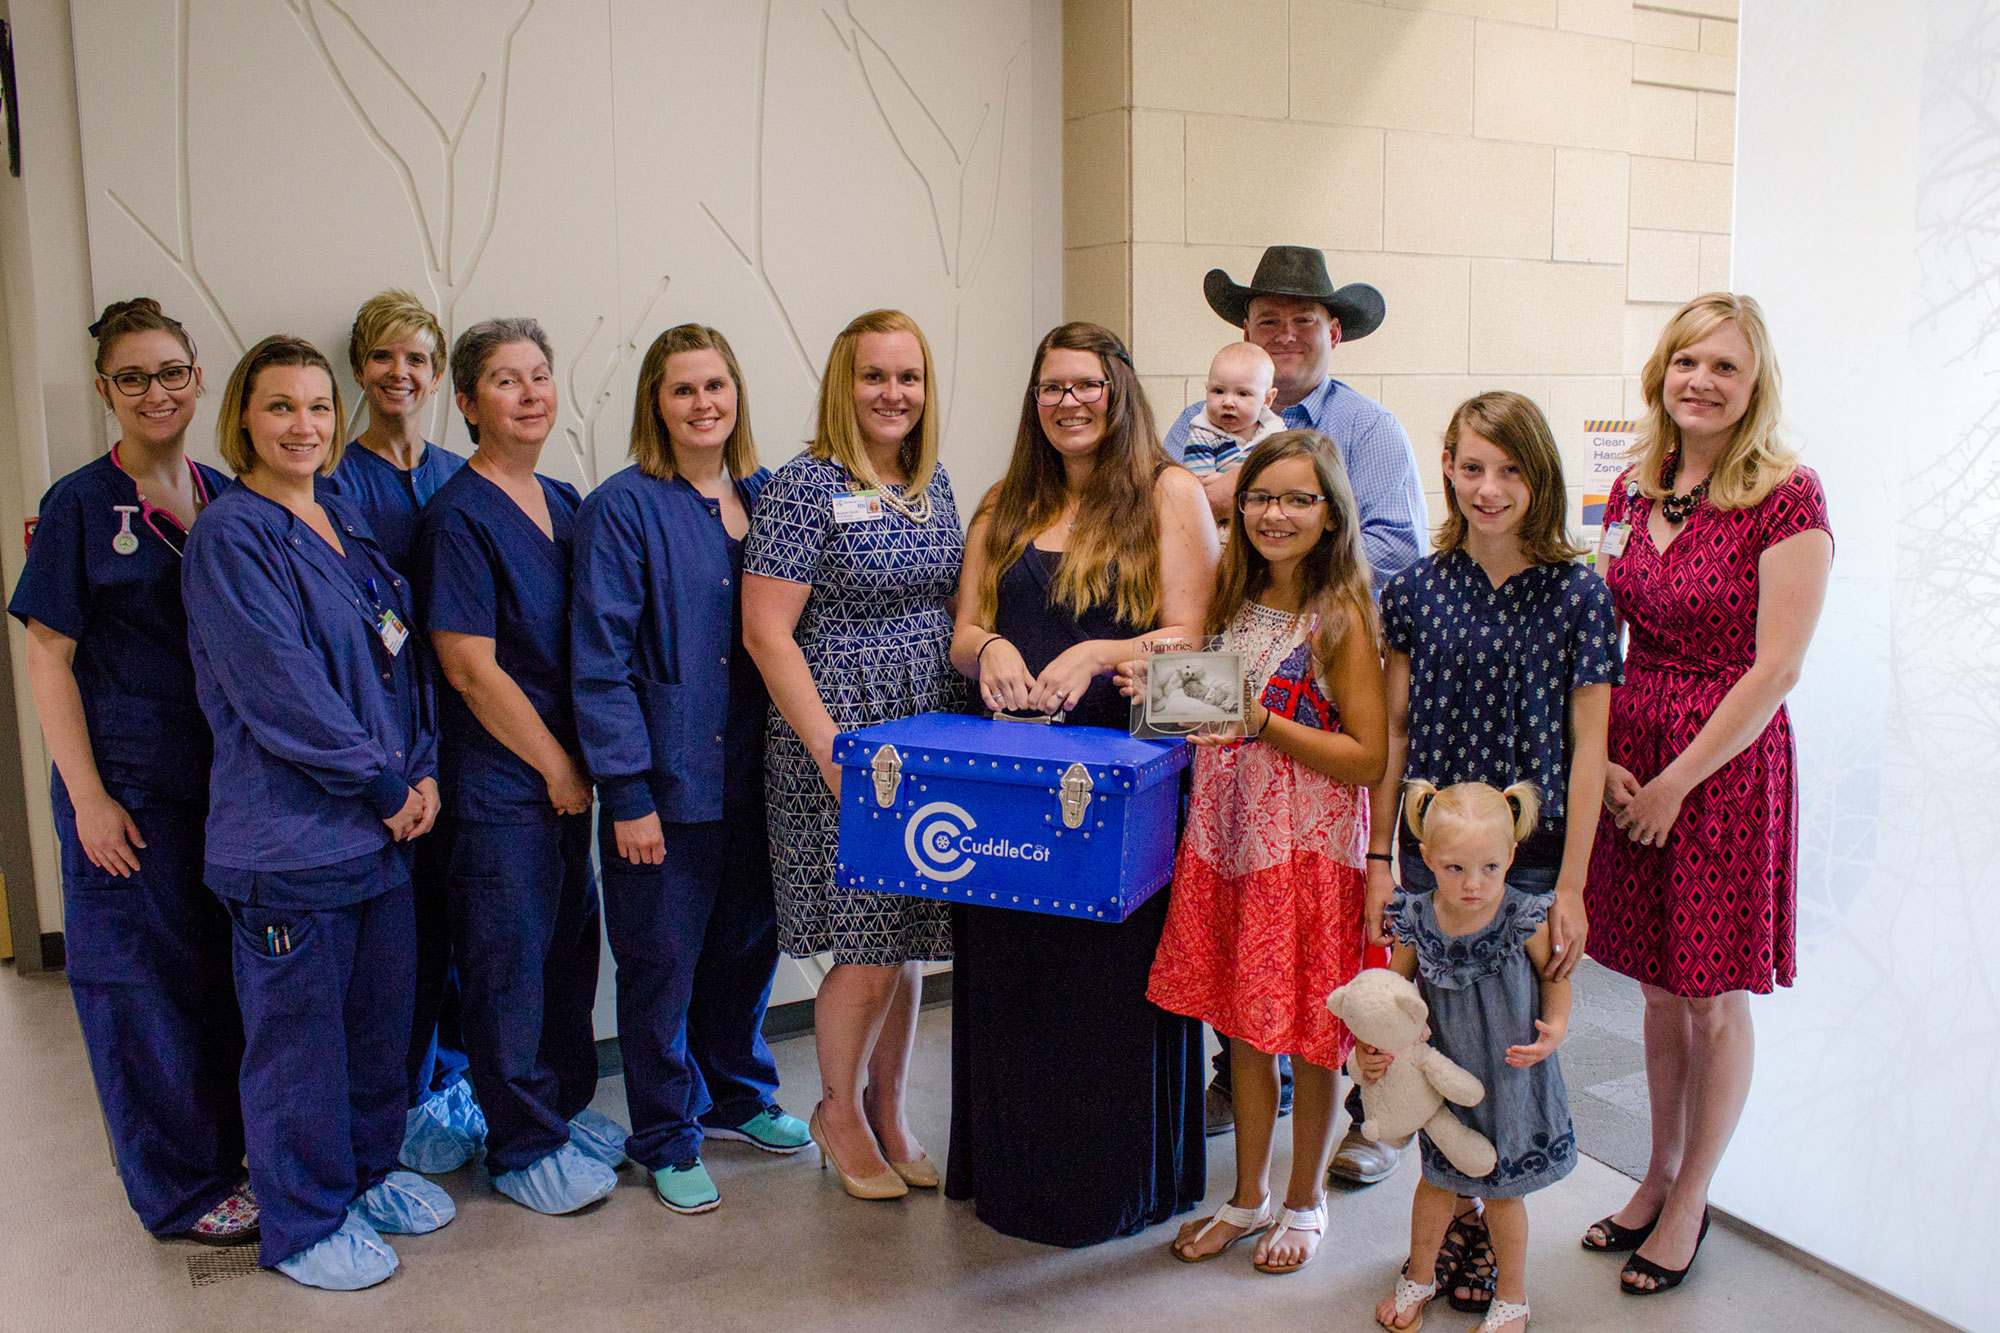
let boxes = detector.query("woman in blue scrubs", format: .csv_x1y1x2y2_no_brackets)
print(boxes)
572,324,806,1216
8,298,251,1246
417,317,619,1216
325,290,481,1173
184,336,455,1290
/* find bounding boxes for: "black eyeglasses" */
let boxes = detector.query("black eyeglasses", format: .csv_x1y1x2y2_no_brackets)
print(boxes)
1034,379,1108,406
105,365,195,397
1237,490,1328,517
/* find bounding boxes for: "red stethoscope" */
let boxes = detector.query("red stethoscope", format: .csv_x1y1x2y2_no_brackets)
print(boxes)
109,443,212,559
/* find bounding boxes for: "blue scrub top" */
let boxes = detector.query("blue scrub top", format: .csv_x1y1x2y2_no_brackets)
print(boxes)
571,464,770,825
8,452,229,802
416,464,582,823
184,484,436,891
321,440,465,573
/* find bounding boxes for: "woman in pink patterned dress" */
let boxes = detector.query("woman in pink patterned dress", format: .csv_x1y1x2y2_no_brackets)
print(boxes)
1583,294,1833,1295
1144,430,1386,1274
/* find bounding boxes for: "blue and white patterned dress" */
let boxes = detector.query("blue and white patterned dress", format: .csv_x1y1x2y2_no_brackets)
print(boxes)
741,452,965,964
1389,886,1575,1198
1380,551,1619,869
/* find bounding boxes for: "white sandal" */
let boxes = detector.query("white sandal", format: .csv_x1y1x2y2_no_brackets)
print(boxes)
1377,1266,1438,1331
1477,1298,1529,1331
1254,1200,1325,1274
1170,1197,1272,1263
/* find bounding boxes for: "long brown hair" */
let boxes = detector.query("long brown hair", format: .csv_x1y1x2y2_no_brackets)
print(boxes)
1436,391,1584,565
975,322,1167,625
1203,430,1375,676
628,324,759,481
810,309,940,499
1631,292,1796,510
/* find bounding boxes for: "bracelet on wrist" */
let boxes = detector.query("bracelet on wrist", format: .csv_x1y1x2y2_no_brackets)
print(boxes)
975,634,1006,669
1365,852,1393,864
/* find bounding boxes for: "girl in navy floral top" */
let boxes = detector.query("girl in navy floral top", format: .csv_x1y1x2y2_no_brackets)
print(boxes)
1365,391,1616,1318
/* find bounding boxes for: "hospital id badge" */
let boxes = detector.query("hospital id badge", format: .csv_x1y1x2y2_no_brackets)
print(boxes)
1598,522,1630,560
375,606,409,656
832,490,884,524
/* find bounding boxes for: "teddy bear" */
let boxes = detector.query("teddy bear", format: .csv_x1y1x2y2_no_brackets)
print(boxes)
1326,967,1497,1179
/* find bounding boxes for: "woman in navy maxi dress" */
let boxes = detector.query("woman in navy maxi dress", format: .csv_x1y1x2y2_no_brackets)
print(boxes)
946,322,1217,1245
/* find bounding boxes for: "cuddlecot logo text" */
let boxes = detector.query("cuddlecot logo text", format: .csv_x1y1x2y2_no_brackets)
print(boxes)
903,801,1053,882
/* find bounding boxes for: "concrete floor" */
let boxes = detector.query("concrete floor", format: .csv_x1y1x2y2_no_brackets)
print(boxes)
0,968,1940,1332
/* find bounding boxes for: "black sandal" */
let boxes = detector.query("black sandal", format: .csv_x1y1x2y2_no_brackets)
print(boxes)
1437,1204,1495,1314
1581,1211,1658,1253
1621,1208,1711,1295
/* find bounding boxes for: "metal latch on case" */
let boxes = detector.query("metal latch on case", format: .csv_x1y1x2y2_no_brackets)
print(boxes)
870,743,903,807
1059,761,1092,829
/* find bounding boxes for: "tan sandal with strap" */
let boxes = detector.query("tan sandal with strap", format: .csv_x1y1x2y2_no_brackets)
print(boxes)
1170,1197,1272,1263
1376,1264,1438,1331
1253,1201,1324,1274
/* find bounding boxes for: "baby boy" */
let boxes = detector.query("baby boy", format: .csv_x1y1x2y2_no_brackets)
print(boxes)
1182,342,1284,521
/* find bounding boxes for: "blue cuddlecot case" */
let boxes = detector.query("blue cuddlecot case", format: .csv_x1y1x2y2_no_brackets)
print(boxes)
832,713,1190,922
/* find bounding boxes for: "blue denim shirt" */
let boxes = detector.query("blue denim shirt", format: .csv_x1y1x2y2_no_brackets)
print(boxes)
571,464,771,825
184,484,436,880
1163,374,1427,588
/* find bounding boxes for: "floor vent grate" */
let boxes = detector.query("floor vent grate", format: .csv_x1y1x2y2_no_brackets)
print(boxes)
187,1244,262,1288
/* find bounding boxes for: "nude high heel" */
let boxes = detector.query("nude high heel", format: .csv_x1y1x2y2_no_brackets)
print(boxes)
808,1103,908,1201
887,1154,939,1189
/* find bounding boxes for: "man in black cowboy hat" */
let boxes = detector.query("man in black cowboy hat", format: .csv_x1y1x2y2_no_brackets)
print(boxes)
1163,245,1425,591
1166,246,1422,1188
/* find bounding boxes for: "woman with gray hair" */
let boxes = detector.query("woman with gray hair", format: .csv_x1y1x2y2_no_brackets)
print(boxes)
415,317,625,1215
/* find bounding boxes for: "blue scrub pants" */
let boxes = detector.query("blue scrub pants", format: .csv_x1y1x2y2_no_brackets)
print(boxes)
406,828,471,1101
54,785,245,1236
599,806,782,1170
228,880,414,1267
444,813,601,1173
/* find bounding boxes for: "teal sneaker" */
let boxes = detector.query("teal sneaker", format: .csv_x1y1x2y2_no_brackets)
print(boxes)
651,1159,721,1214
703,1105,811,1155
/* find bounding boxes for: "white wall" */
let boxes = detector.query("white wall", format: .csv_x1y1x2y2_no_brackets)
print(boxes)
1731,3,1991,1328
21,0,1061,1001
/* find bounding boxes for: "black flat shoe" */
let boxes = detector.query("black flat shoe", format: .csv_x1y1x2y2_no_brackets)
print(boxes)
1621,1208,1711,1294
1581,1211,1658,1252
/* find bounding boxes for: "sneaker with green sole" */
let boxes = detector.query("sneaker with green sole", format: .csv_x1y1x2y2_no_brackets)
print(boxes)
651,1159,721,1214
702,1105,811,1154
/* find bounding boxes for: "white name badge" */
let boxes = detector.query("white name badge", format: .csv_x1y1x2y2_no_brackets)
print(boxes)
376,606,410,657
1598,522,1630,560
832,490,885,525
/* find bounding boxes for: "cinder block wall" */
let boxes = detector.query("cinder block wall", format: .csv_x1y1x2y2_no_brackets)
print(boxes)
1063,0,1737,522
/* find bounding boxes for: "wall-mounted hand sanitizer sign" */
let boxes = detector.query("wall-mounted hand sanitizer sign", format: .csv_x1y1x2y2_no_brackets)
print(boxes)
1581,420,1637,566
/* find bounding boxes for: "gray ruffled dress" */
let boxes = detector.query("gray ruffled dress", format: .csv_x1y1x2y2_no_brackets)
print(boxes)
1388,886,1576,1198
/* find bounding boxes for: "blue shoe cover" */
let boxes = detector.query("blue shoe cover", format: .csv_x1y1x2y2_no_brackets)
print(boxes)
349,1170,456,1235
274,1213,399,1291
399,1091,476,1175
567,1108,629,1168
491,1141,617,1214
441,1076,488,1145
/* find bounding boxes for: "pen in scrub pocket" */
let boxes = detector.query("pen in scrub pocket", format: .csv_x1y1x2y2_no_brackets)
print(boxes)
266,924,279,955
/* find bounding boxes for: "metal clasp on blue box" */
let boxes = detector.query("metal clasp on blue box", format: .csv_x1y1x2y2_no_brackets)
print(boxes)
833,714,1190,922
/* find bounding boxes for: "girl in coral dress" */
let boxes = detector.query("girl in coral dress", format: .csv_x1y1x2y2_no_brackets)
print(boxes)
1143,429,1387,1274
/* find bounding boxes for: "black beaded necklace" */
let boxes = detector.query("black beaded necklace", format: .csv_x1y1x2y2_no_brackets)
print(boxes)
1657,448,1709,525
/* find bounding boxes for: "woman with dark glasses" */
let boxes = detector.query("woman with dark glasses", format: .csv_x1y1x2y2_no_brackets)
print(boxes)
7,298,254,1247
